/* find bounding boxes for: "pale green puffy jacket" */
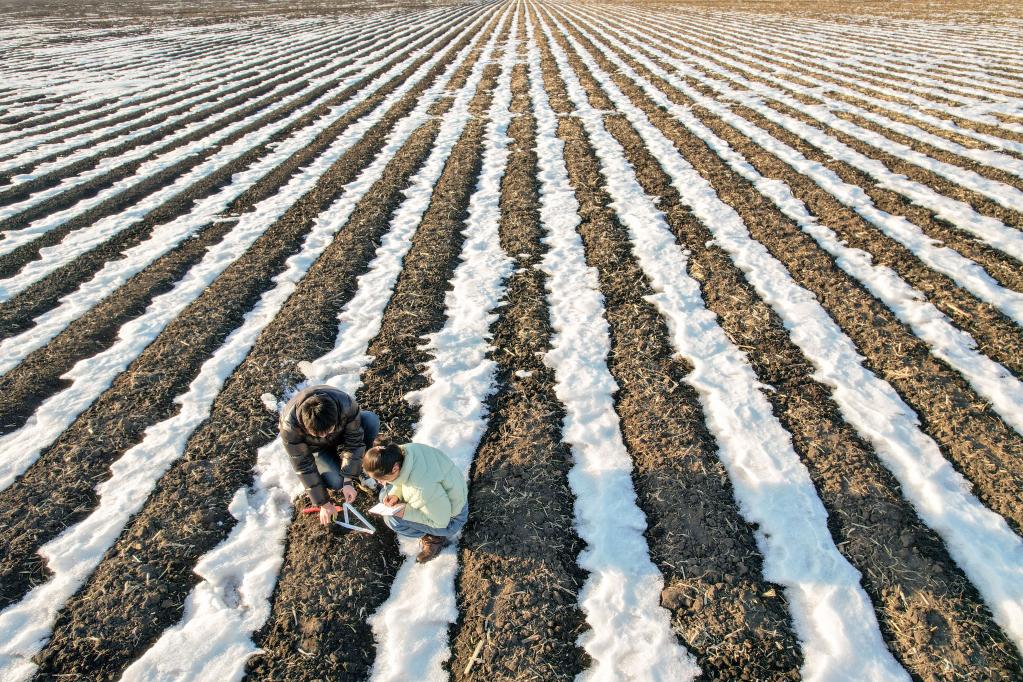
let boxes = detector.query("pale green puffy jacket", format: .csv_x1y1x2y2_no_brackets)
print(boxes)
389,443,467,529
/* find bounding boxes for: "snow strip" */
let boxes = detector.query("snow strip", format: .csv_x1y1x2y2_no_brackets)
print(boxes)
367,14,518,681
565,7,1023,437
582,12,1023,329
526,14,701,681
617,7,1023,137
601,10,1023,259
116,8,510,680
0,13,402,181
0,9,488,492
0,14,471,376
0,10,450,177
536,7,910,680
677,9,1023,98
641,11,1023,169
666,12,1023,156
661,35,1023,217
0,9,499,682
0,9,479,301
0,16,385,159
0,47,368,271
560,6,1023,653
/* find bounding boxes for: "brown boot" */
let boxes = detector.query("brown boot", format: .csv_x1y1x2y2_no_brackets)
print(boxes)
416,534,449,564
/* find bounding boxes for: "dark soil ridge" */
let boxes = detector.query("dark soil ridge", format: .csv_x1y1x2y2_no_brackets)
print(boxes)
0,18,354,145
0,23,377,199
0,15,476,436
28,12,499,677
555,10,1023,678
0,8,486,632
606,11,1023,233
660,17,1023,151
247,13,506,681
643,21,1023,196
623,11,1023,148
534,10,805,680
582,15,1023,384
0,45,362,238
585,7,1023,543
0,9,452,190
449,37,588,681
591,14,1023,300
680,15,1023,103
0,12,468,337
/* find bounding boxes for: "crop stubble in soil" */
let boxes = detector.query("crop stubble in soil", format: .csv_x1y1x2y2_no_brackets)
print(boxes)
532,9,804,679
556,11,1023,679
448,43,587,681
580,14,1023,537
16,14,492,678
246,13,505,682
0,16,471,438
586,15,1023,381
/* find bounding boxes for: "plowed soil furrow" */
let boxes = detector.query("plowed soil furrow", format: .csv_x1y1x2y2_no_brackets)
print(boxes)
751,97,1023,225
448,51,587,681
566,6,1023,541
681,14,1023,104
0,13,424,188
0,56,349,238
553,10,1023,678
0,33,365,198
663,16,1023,151
599,19,1023,300
645,25,1023,192
247,20,505,682
582,13,1023,392
0,17,466,357
628,11,1023,146
0,9,485,631
0,22,343,145
26,19,498,680
532,9,804,679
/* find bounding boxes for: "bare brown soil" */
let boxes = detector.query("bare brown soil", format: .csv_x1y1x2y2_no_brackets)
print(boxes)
448,37,588,679
1,1,1021,680
534,9,805,679
247,11,503,680
550,12,1023,679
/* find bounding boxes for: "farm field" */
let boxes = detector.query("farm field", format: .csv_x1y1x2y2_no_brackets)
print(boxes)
0,0,1021,679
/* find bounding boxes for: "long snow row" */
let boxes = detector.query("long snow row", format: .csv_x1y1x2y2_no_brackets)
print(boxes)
535,5,908,678
0,12,472,376
0,12,400,178
121,7,513,680
0,6,500,681
577,9,1023,332
0,5,489,490
0,12,471,299
549,3,1023,655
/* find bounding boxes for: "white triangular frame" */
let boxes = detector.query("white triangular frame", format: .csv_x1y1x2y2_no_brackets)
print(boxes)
336,502,375,534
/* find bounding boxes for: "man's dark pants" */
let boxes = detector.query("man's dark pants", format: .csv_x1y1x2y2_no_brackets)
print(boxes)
312,410,379,489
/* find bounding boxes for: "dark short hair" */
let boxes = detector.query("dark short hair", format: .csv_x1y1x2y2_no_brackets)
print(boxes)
298,394,338,436
364,441,404,476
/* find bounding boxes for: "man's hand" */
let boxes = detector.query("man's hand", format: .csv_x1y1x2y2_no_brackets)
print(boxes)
383,495,400,506
319,502,338,526
342,483,357,504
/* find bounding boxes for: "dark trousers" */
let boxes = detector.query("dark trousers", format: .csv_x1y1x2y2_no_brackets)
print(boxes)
313,410,379,490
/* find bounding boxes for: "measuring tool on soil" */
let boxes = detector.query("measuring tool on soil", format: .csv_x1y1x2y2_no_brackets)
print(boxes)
302,502,375,534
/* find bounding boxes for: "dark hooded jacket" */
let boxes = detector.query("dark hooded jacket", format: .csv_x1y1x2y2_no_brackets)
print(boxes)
279,385,365,505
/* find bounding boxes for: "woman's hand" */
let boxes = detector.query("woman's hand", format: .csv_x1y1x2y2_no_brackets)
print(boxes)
383,495,400,506
319,502,338,526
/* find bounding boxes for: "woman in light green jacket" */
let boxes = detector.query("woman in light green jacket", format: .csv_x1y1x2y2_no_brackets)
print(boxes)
363,441,468,563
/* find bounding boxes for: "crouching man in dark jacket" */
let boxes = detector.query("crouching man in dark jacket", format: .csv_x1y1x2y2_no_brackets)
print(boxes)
279,385,379,526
